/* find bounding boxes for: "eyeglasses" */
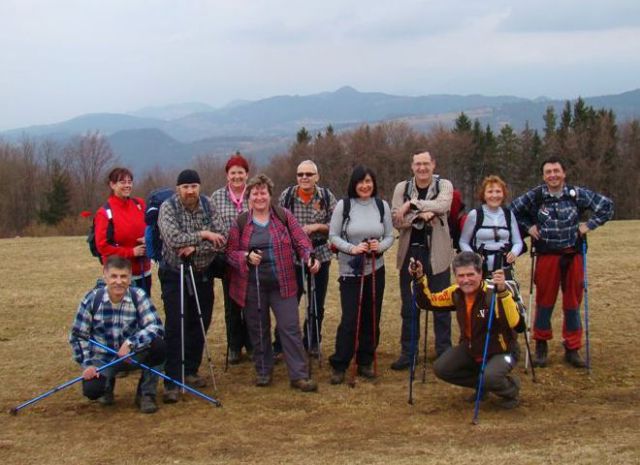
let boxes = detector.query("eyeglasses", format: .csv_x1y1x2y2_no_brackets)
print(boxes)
297,172,316,178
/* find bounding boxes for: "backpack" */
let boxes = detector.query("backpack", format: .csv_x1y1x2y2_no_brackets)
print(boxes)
144,189,214,263
402,176,466,251
470,205,528,256
87,198,142,263
236,205,290,235
282,185,330,214
518,184,580,253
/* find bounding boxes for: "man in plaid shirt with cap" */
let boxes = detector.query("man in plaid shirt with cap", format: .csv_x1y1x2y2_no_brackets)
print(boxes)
158,169,226,403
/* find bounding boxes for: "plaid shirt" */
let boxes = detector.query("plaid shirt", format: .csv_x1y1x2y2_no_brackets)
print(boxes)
278,185,337,263
226,208,313,307
158,194,226,272
69,286,164,369
211,185,249,235
511,184,614,252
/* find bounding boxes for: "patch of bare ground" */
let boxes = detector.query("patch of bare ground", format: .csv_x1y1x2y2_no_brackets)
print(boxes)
1,221,639,464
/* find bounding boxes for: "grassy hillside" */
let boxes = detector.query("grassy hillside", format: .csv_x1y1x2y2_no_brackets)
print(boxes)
1,221,639,464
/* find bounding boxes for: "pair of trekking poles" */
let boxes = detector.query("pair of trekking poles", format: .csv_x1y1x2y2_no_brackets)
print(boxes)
348,251,379,388
11,330,222,416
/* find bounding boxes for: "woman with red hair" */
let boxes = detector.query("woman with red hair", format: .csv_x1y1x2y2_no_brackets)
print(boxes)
211,152,253,364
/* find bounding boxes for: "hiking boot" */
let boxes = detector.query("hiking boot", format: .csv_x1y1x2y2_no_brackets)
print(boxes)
185,374,207,388
465,390,488,403
330,369,345,385
97,391,114,406
162,389,180,404
290,378,318,392
357,364,376,379
228,349,241,365
499,396,520,410
532,340,548,367
135,394,158,414
255,374,272,387
390,354,410,371
564,348,587,368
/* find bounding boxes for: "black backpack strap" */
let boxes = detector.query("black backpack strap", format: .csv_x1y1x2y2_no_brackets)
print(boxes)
237,211,249,235
103,202,115,245
471,207,484,251
340,197,351,240
374,197,385,223
283,186,296,211
402,178,413,202
92,288,105,316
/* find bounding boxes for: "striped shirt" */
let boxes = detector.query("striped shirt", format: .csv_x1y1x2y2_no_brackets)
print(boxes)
69,286,164,368
511,184,614,252
211,185,249,235
158,194,226,272
278,185,337,263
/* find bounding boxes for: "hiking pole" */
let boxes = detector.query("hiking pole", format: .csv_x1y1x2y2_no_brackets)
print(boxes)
472,283,497,426
10,350,137,415
349,254,367,388
408,273,419,405
309,257,323,367
370,251,378,377
582,240,591,373
300,259,313,378
180,262,186,394
525,247,536,372
422,299,429,384
84,337,221,407
254,256,266,379
186,261,218,392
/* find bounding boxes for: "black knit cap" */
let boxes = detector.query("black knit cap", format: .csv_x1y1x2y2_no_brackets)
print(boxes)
176,169,201,186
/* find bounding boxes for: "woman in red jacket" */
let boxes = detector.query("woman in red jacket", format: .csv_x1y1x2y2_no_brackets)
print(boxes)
95,167,152,294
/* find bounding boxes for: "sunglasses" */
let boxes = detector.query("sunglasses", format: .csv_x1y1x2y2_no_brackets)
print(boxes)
297,172,316,178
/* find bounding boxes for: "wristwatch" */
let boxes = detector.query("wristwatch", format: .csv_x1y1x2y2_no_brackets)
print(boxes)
126,340,135,351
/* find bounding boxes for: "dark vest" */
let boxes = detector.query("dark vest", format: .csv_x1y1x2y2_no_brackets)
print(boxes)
452,285,516,360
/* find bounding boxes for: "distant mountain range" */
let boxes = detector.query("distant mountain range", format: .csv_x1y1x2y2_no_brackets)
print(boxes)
3,86,639,172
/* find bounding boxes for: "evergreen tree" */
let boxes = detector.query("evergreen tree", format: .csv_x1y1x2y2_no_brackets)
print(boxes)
39,159,71,225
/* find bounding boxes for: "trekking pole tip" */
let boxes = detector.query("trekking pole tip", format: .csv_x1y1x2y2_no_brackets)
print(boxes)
9,407,18,416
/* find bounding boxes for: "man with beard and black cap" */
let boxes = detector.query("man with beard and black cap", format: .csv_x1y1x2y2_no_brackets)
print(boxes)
158,169,226,403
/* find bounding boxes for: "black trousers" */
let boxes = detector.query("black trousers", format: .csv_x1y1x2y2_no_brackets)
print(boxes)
400,245,452,357
329,266,385,372
158,266,214,387
222,274,252,353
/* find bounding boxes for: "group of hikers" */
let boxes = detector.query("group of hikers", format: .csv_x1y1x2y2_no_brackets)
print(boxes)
67,149,614,415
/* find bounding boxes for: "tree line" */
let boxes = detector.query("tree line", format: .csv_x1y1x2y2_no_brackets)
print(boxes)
0,98,638,238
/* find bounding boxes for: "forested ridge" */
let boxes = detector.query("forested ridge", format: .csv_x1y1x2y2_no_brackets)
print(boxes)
1,98,637,238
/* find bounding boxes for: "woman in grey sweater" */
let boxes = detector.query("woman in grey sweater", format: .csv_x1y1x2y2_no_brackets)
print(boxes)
328,166,394,384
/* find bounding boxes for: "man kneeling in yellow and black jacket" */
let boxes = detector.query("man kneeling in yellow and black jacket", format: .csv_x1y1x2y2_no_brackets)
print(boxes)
409,251,524,409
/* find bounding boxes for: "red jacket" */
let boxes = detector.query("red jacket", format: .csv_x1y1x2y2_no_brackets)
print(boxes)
95,195,151,277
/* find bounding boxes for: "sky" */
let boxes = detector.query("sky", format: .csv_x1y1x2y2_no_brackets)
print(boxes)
1,0,640,130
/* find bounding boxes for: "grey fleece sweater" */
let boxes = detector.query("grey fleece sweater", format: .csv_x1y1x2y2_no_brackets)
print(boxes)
329,197,395,277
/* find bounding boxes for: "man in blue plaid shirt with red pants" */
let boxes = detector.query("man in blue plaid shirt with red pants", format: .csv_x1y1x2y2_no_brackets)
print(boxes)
511,156,613,368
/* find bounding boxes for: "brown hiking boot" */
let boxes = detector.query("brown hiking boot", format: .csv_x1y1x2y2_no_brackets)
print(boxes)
330,369,345,385
185,374,207,388
357,364,376,379
162,389,179,404
135,394,158,414
564,348,587,368
290,378,318,392
255,374,272,387
532,340,548,367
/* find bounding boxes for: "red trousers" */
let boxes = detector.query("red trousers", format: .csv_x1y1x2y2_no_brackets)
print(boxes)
534,253,584,350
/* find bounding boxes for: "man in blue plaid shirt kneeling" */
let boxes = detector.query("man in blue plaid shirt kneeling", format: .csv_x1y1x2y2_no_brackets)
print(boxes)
69,255,166,413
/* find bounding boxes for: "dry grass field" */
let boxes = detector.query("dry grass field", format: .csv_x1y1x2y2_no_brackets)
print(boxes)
1,221,639,465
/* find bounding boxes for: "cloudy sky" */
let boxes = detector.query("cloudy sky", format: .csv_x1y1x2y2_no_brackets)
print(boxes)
1,0,639,129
